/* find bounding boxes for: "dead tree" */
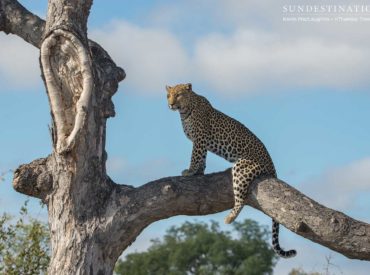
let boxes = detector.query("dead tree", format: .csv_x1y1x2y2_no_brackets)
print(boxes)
1,0,369,273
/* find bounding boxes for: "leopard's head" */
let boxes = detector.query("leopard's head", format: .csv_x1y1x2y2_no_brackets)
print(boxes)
166,83,193,112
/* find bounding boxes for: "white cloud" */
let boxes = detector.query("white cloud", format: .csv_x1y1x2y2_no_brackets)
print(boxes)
0,33,41,90
90,20,190,95
300,158,370,211
3,1,370,96
327,158,370,190
91,15,370,97
194,29,370,95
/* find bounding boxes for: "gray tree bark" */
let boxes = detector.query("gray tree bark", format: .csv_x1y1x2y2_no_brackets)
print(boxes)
1,0,369,274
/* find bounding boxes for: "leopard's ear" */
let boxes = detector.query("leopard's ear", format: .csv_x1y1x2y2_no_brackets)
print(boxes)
166,85,172,92
185,83,192,91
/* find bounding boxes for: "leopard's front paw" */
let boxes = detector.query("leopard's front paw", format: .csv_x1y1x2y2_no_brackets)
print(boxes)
182,169,196,176
182,169,205,176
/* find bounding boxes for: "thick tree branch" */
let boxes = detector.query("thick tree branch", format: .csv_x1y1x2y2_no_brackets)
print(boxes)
106,170,370,261
0,0,44,47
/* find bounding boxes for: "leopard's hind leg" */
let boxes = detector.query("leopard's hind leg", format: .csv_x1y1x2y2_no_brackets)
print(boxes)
225,159,263,224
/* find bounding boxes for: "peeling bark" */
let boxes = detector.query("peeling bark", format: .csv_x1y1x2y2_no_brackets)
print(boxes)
1,0,370,274
41,29,93,153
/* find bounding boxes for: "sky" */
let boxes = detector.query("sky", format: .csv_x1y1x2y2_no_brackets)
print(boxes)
1,0,370,274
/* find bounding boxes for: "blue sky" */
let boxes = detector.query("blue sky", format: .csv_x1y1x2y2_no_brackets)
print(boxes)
1,0,370,274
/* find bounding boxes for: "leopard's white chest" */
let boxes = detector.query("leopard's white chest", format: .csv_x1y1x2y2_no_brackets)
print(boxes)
181,117,194,141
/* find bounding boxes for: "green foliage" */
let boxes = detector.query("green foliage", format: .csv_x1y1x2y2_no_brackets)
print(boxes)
289,268,322,275
115,219,277,275
0,201,50,275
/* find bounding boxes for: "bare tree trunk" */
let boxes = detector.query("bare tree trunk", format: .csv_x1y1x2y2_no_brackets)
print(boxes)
2,0,125,273
1,0,370,274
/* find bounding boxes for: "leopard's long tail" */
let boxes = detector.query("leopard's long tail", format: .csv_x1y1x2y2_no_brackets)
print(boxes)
272,219,297,258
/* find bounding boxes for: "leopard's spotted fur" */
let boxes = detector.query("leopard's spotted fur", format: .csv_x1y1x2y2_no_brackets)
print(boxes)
167,83,296,258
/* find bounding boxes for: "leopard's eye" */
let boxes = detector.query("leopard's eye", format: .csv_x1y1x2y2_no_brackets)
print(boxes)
167,94,170,99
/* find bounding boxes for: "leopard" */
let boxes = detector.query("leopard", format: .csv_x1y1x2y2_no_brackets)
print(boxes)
166,83,296,258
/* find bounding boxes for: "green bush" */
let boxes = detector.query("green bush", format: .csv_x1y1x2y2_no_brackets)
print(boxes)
115,219,277,275
0,201,50,275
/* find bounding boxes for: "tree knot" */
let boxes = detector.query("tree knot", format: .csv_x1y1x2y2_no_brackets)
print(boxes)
13,157,53,201
161,184,175,196
295,221,310,233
